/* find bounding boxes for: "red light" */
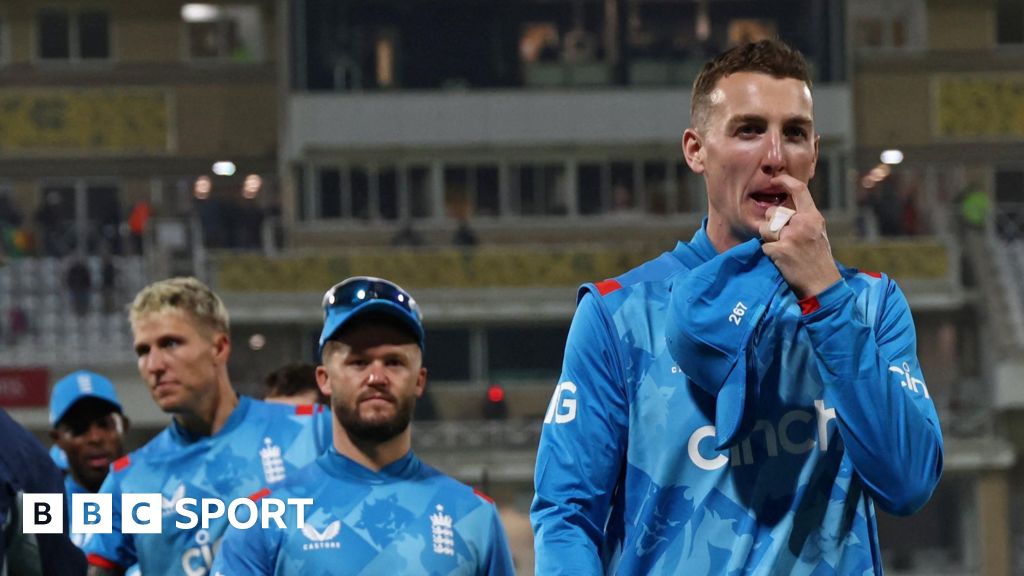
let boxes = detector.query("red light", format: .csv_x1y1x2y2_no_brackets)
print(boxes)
487,385,505,403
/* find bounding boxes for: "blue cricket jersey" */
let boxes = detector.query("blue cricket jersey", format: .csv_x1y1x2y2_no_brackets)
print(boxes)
211,448,516,575
84,397,331,575
531,224,944,575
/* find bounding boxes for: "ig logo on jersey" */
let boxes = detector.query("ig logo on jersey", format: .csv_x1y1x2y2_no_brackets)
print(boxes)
544,382,577,424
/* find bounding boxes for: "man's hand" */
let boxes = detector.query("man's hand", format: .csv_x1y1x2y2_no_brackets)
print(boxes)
759,175,841,299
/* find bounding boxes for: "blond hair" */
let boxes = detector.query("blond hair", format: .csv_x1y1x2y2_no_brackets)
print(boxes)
130,277,229,336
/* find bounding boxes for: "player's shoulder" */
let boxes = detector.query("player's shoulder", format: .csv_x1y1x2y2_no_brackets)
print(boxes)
578,250,683,306
245,396,326,418
110,426,176,474
838,263,899,297
418,463,496,508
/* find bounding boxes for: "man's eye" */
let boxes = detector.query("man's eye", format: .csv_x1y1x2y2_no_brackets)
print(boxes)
785,127,808,139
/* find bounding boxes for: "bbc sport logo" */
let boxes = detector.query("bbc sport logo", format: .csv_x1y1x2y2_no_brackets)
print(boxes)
22,493,313,534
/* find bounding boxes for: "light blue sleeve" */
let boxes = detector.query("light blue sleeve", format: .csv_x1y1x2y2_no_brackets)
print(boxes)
481,503,516,576
83,465,136,570
530,291,628,574
209,522,276,575
801,277,944,515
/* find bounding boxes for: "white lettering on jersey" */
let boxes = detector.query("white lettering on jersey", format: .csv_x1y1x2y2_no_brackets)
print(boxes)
687,399,840,470
180,530,219,576
543,382,577,424
302,519,341,551
430,505,455,556
889,362,929,398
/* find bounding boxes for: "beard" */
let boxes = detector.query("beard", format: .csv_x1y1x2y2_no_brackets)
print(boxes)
334,392,416,444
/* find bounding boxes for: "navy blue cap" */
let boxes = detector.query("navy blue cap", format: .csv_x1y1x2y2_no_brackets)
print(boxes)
49,370,123,427
318,276,424,357
665,238,785,449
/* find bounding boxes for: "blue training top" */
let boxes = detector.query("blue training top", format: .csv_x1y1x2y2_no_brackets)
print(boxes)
84,397,330,575
531,224,943,575
212,448,516,575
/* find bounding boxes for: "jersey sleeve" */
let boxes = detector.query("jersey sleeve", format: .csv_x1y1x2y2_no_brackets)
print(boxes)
209,522,276,575
83,465,136,570
480,503,516,576
801,277,944,515
530,291,629,574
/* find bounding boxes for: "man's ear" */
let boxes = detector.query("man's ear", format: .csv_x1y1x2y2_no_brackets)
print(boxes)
315,365,332,397
416,367,427,398
683,128,706,174
212,332,231,363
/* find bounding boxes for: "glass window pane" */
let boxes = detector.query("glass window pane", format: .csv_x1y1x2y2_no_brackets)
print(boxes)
518,165,540,216
610,161,636,213
543,165,568,215
350,167,369,220
997,0,1024,44
379,167,398,221
78,11,109,59
475,166,499,217
487,326,569,381
39,11,70,59
578,163,603,215
189,22,221,59
644,161,669,214
318,168,341,218
444,166,470,218
424,328,471,381
221,6,263,61
409,166,432,219
676,162,701,213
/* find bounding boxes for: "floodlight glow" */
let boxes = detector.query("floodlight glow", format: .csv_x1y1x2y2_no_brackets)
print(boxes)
880,149,904,165
181,4,219,23
212,161,236,176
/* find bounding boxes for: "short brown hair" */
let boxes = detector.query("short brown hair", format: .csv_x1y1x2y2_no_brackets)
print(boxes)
690,39,812,131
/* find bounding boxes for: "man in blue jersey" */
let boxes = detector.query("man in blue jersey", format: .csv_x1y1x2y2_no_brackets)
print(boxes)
49,370,130,549
212,276,515,575
85,277,330,576
531,39,944,574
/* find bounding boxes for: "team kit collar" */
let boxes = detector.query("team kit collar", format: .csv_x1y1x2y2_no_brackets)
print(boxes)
317,447,421,484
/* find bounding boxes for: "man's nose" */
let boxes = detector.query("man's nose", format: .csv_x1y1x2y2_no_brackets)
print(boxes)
142,349,166,373
366,364,388,386
760,130,785,176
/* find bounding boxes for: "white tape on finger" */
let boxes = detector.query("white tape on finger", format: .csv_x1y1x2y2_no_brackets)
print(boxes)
769,207,796,233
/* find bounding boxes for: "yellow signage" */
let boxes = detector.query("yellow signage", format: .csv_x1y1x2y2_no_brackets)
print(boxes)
215,241,949,293
0,89,169,154
935,76,1024,139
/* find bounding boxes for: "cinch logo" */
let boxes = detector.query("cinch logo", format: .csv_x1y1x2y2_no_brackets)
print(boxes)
687,399,838,471
301,520,341,551
180,529,219,576
889,362,929,398
543,382,577,424
22,494,313,535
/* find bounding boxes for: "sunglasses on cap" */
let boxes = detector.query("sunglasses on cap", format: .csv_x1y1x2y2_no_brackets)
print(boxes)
321,276,421,321
319,276,425,355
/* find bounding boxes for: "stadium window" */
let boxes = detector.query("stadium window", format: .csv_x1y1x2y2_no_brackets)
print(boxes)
609,161,638,214
408,165,434,219
378,168,399,221
849,0,926,51
475,166,500,217
423,328,472,382
577,163,605,216
511,164,568,216
37,8,110,61
350,167,370,221
997,0,1024,44
0,16,8,66
643,161,670,215
317,167,342,219
444,166,471,219
183,4,264,62
486,326,570,382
